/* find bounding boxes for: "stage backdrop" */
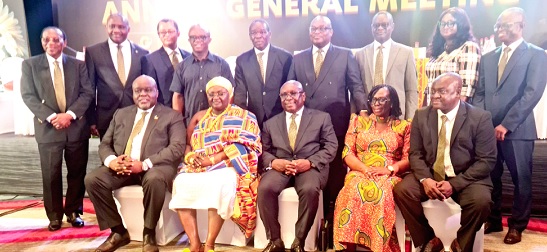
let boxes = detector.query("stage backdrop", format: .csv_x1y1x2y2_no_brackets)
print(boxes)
50,0,547,58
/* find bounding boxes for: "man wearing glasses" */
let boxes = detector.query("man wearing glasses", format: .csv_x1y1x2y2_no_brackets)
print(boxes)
169,24,233,126
258,80,338,252
355,11,418,119
85,13,149,140
142,19,190,108
473,7,547,245
287,16,368,247
233,19,293,129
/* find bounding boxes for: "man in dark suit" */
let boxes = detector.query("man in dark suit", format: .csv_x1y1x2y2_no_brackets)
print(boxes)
287,15,368,239
233,19,292,128
21,27,94,231
472,7,547,244
258,80,338,252
85,75,185,252
141,19,190,108
394,73,497,252
85,13,149,139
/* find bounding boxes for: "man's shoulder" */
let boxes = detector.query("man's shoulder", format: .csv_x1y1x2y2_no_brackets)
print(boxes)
86,41,108,53
235,48,255,62
130,42,149,54
24,54,45,64
392,41,414,52
270,44,292,57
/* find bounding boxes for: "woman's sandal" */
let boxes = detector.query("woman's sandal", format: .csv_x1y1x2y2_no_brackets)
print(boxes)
204,243,215,252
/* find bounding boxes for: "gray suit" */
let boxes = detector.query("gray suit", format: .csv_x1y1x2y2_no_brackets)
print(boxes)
85,104,185,230
473,41,547,231
258,107,338,242
355,41,418,119
21,54,94,221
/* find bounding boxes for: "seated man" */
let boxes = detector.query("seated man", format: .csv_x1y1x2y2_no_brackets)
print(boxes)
393,73,497,252
85,75,185,252
258,80,338,252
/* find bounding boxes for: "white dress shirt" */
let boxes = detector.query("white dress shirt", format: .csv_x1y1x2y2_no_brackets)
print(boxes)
373,39,393,81
164,46,183,62
285,106,305,133
499,37,524,64
254,43,270,78
437,102,460,177
45,53,76,122
312,42,331,69
108,39,131,81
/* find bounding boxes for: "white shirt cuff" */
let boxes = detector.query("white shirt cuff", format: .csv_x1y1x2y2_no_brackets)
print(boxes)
144,158,153,169
46,113,56,123
104,155,117,167
66,110,77,120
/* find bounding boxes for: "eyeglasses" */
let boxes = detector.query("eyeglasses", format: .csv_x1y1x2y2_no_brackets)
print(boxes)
158,30,177,36
438,21,457,28
371,23,391,30
280,91,303,100
370,97,390,105
250,30,269,37
133,88,156,94
207,91,227,98
309,27,332,33
493,22,522,32
189,35,209,42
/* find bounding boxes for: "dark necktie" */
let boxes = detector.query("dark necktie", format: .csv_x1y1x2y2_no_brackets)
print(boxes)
433,115,448,181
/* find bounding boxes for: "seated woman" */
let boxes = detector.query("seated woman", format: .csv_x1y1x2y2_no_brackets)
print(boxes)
169,76,261,252
333,85,411,252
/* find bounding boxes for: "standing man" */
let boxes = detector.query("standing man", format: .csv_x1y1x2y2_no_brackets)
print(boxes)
473,7,547,244
141,19,190,108
85,13,149,139
394,73,497,252
170,24,233,126
233,19,293,128
21,27,94,231
355,11,418,119
85,75,185,252
287,15,368,239
258,80,338,252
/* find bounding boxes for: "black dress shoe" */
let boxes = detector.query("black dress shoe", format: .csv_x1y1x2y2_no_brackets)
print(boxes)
290,239,305,252
484,222,503,234
504,228,522,244
143,233,159,252
95,231,131,252
66,212,84,227
263,239,285,252
48,220,62,231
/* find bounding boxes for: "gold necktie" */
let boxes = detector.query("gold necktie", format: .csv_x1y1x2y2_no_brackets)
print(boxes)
374,45,384,85
433,115,448,181
497,47,511,85
124,112,149,156
171,51,179,67
257,52,265,83
117,44,126,86
315,49,324,79
288,113,297,150
53,61,66,113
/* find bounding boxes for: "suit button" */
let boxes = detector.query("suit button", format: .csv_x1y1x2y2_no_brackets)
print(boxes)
199,77,203,80
293,155,297,159
263,92,266,95
200,90,203,92
324,96,327,99
305,83,308,86
329,82,332,85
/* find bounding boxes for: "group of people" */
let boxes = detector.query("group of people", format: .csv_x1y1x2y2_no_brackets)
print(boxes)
19,4,546,252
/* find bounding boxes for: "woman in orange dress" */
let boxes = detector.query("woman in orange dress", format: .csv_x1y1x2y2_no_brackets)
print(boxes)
333,84,411,252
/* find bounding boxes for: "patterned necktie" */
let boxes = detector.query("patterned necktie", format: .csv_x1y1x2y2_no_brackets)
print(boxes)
374,45,384,85
117,44,126,86
288,113,297,150
315,49,324,79
171,51,179,67
53,61,66,113
433,115,448,181
497,47,511,85
257,52,265,83
124,112,149,156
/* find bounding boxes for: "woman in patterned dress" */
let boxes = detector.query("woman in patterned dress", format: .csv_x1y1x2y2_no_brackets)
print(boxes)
169,76,261,252
425,7,481,104
333,85,411,252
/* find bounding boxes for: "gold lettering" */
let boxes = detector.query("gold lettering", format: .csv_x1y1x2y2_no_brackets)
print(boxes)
285,0,299,17
302,0,320,16
344,0,359,14
264,0,283,18
321,0,343,14
102,2,119,25
121,0,139,23
441,0,451,8
370,0,398,12
248,0,261,18
420,0,435,10
401,0,417,11
227,0,245,19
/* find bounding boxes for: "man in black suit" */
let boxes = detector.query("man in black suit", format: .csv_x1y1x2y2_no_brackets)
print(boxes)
258,80,338,252
85,13,149,139
287,15,368,240
85,75,185,252
21,27,94,231
233,19,292,128
141,19,190,108
394,73,497,252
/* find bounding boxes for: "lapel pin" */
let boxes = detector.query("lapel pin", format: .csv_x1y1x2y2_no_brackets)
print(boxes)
154,115,159,120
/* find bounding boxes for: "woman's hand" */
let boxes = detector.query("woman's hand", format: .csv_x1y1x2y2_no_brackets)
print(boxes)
368,167,391,177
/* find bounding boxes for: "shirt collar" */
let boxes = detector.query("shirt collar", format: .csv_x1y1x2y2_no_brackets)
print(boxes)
313,42,331,55
191,51,213,62
108,38,130,49
254,43,270,55
137,105,155,115
502,37,523,53
437,101,459,122
46,53,63,64
373,39,392,50
286,106,305,118
163,46,179,55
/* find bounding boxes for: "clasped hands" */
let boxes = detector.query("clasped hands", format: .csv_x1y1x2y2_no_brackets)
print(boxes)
108,154,144,175
272,159,311,176
360,166,391,178
422,178,453,200
51,113,72,130
185,152,214,168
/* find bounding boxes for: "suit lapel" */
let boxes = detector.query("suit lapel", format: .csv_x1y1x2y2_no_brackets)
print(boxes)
265,46,277,85
498,42,526,87
250,50,264,85
121,106,138,153
62,55,75,104
309,45,336,97
386,43,399,76
159,48,172,69
294,108,311,151
365,45,374,78
450,102,467,146
140,105,160,159
127,42,145,86
428,107,439,154
101,41,120,84
277,112,291,151
303,48,316,88
39,55,60,111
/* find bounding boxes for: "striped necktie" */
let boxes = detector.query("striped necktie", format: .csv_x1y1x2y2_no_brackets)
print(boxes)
315,49,324,79
53,61,66,112
288,113,297,150
257,52,265,83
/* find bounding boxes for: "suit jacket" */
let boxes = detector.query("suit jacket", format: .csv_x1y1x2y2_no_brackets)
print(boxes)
233,45,292,127
261,107,338,183
410,102,497,192
21,54,94,143
288,45,367,136
141,47,190,107
99,104,185,170
473,41,547,140
355,41,418,119
85,40,149,131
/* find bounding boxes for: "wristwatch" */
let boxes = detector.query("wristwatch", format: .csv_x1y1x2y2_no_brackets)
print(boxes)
387,165,395,176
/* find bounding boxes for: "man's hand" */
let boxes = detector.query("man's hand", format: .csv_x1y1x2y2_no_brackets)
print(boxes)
123,158,144,174
108,155,131,175
271,159,291,173
422,178,446,200
90,125,99,137
495,125,508,141
51,113,72,130
436,181,453,198
291,159,311,174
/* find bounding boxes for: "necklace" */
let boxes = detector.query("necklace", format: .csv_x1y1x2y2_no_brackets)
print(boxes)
197,104,232,134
